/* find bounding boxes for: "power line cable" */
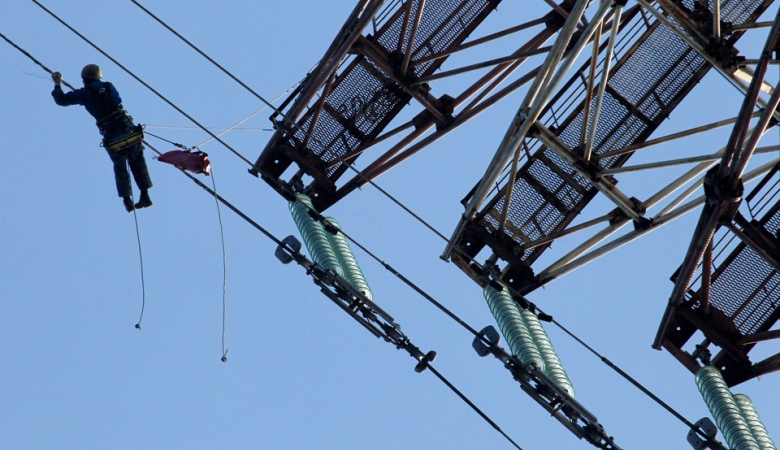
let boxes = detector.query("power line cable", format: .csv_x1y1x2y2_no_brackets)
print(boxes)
129,0,285,116
427,364,523,450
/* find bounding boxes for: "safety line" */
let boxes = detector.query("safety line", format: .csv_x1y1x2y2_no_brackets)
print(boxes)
144,125,273,132
130,189,147,330
30,0,254,166
193,79,304,149
141,142,521,450
144,130,186,148
210,168,229,363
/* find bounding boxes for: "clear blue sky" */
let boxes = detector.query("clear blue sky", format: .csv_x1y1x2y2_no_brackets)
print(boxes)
2,1,778,449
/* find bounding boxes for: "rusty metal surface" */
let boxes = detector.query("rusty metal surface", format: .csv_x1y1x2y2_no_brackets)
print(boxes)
664,166,780,386
453,0,770,293
253,0,503,206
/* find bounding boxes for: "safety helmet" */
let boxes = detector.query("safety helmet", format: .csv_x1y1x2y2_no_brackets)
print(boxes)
81,64,102,80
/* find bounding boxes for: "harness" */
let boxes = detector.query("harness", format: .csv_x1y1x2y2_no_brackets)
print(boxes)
103,124,145,152
89,82,144,153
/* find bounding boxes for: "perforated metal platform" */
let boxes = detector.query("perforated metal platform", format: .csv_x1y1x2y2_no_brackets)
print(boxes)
452,0,771,294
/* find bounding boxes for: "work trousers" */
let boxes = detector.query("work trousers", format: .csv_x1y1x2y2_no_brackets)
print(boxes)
106,141,153,198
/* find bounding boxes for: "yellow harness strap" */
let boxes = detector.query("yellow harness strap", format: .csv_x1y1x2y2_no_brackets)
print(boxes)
104,126,144,153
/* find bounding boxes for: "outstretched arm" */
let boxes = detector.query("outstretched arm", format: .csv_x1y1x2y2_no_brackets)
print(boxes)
51,71,85,106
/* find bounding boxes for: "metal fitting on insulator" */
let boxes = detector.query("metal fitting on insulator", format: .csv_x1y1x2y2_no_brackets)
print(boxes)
382,324,403,342
414,350,437,373
488,279,504,291
473,325,502,357
687,417,721,450
275,235,302,264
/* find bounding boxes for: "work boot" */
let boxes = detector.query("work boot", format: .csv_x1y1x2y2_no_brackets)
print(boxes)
135,190,153,209
123,196,135,212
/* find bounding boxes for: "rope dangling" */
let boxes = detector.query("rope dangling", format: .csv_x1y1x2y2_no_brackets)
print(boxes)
129,182,146,330
148,134,227,362
210,167,228,363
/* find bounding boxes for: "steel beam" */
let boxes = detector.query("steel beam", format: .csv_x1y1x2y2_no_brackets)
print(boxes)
535,122,643,221
536,159,779,290
584,4,623,162
445,0,613,259
412,17,548,66
596,111,763,160
603,145,780,175
400,0,426,76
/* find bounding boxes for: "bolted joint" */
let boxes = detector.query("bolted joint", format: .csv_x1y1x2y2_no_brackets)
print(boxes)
381,322,404,342
704,40,745,71
633,216,653,231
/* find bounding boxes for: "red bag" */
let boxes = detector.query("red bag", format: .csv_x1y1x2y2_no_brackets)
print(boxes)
158,150,211,176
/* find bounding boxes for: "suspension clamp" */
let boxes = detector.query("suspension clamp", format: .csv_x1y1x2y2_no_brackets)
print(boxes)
275,235,303,264
687,418,725,450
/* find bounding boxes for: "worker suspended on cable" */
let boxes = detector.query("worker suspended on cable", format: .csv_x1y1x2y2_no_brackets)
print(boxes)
51,64,153,212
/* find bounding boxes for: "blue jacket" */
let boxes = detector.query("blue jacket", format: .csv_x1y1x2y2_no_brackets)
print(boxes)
52,80,131,138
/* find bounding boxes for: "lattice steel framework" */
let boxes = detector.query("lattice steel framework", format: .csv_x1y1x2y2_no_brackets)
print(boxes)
252,0,605,210
254,0,780,390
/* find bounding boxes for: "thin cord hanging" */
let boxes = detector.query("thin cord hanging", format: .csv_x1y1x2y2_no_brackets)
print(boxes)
143,130,230,360
131,188,147,330
0,31,76,90
209,165,229,363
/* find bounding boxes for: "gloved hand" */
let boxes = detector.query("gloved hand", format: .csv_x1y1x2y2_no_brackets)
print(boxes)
51,71,62,86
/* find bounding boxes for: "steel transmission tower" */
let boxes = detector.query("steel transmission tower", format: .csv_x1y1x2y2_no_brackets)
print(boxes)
253,0,780,407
